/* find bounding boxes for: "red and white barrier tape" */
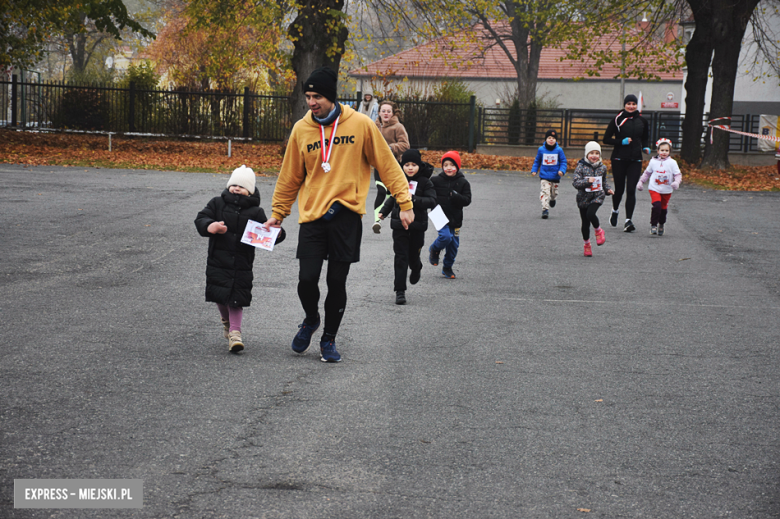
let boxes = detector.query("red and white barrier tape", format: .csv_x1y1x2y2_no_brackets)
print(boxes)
708,117,780,144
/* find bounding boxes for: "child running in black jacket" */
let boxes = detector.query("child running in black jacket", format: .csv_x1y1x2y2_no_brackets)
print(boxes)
572,142,614,257
427,151,472,279
379,149,437,304
194,166,285,353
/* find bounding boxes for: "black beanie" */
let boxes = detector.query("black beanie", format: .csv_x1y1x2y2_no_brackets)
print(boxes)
303,67,338,103
401,149,423,168
624,94,638,105
545,129,558,140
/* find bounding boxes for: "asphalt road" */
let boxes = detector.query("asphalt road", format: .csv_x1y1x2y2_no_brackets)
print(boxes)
1,164,779,518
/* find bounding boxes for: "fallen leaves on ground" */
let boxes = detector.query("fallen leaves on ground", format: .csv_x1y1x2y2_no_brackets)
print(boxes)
2,130,778,191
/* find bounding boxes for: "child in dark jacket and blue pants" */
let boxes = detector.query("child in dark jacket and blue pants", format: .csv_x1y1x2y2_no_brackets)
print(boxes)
531,129,567,219
194,165,285,353
379,149,438,305
428,151,472,279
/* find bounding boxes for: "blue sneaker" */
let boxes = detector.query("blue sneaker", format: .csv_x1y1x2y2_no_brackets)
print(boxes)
442,267,456,279
292,315,320,353
428,246,440,266
320,338,341,363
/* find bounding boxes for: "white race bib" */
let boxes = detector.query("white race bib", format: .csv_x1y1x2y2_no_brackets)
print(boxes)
542,154,558,166
654,170,671,186
408,180,418,195
586,176,603,192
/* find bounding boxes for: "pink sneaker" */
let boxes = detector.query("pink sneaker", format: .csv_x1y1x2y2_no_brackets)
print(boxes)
595,227,606,246
584,242,592,257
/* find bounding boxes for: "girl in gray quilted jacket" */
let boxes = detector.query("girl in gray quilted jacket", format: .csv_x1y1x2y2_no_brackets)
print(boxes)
572,142,614,257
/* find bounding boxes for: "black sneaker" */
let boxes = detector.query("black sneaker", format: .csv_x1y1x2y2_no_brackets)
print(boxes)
442,267,456,279
291,315,320,353
610,211,619,227
409,269,421,285
549,199,556,208
623,219,635,232
542,209,549,219
657,224,664,236
428,246,440,266
395,291,406,305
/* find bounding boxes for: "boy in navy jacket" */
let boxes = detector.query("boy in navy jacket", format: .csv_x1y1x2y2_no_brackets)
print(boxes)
531,129,567,219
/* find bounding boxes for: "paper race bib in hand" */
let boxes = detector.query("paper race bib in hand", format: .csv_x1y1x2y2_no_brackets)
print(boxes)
241,220,281,251
408,180,418,195
586,176,603,192
428,205,449,231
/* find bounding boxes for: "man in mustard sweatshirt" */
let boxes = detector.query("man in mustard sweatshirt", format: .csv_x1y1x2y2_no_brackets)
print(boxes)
264,66,413,363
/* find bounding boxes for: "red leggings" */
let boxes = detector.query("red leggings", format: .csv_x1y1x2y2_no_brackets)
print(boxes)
650,191,672,225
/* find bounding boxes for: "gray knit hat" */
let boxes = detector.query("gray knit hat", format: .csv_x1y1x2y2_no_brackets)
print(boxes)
227,165,256,194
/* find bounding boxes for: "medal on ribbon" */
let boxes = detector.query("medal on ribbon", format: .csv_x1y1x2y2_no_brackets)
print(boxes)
319,115,340,173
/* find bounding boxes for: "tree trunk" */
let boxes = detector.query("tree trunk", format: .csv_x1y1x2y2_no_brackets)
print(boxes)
700,0,760,169
680,0,712,165
508,9,534,109
70,32,88,74
288,0,349,124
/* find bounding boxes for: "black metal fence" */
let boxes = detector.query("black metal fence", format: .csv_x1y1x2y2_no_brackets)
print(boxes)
0,76,764,153
0,77,291,141
479,107,763,153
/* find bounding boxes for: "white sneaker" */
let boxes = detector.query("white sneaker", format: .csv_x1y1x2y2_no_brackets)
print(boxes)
372,221,381,234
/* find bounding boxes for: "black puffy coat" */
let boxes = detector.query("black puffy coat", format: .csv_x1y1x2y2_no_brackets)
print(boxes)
430,170,472,228
379,162,438,231
603,111,649,161
194,189,285,307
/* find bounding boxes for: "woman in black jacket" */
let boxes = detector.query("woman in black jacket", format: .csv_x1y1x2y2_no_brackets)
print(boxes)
603,94,650,232
194,166,285,353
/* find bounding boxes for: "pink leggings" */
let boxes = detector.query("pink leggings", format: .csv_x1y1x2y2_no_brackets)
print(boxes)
216,304,243,332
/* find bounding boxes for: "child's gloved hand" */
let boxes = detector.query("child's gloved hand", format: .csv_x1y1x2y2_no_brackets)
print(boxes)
643,147,651,155
636,182,643,191
207,221,228,234
622,137,630,145
450,190,458,198
671,181,680,190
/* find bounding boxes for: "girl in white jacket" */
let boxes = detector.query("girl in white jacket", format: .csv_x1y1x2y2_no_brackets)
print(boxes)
636,138,682,236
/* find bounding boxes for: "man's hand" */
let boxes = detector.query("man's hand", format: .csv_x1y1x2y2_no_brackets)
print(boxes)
207,221,228,234
263,217,282,230
399,209,414,230
378,213,385,220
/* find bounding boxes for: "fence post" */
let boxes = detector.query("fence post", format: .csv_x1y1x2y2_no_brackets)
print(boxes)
11,74,18,127
356,91,361,109
742,114,751,152
563,109,568,147
243,87,250,139
467,95,476,153
128,81,136,133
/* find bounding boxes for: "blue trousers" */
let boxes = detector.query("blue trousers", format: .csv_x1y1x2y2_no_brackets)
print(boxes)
431,224,460,268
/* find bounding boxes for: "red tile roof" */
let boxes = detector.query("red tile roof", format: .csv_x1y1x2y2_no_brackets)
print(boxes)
350,23,682,81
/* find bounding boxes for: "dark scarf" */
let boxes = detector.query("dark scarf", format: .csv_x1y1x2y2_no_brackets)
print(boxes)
544,142,557,151
313,102,342,126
